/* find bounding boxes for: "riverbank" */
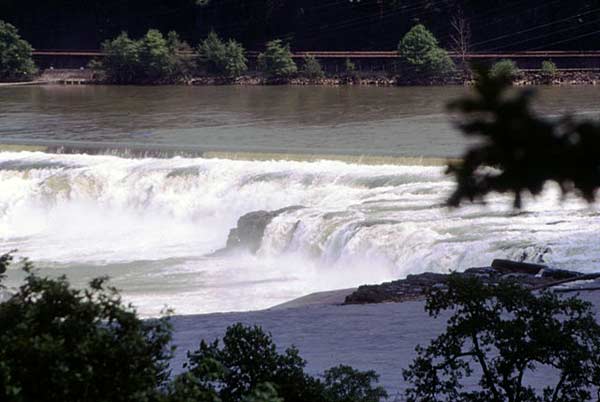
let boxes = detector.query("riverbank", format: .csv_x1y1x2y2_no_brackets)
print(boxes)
169,289,600,397
9,68,600,87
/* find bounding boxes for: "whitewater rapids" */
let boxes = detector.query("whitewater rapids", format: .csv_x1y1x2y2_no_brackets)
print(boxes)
1,151,599,316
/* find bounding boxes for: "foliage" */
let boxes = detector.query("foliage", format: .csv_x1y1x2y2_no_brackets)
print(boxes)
97,32,141,83
0,255,173,402
180,323,324,402
258,39,298,80
489,59,520,81
242,383,284,402
344,58,359,80
447,67,600,207
323,365,388,402
541,60,557,79
199,31,248,78
166,31,195,79
398,24,455,78
404,274,600,402
99,29,188,84
302,55,325,79
0,20,37,81
138,29,175,81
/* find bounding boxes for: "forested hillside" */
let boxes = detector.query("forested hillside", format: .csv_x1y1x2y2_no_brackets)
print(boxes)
3,0,600,51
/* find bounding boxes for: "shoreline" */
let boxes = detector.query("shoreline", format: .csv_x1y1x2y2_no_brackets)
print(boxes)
4,69,600,87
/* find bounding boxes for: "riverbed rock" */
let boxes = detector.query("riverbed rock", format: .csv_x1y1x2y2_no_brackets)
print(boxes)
344,260,586,305
223,206,304,254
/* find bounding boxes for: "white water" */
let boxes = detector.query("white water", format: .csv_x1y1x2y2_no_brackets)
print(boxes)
1,151,599,316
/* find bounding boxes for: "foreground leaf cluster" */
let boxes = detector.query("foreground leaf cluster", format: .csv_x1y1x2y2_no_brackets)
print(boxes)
404,275,600,402
0,256,386,402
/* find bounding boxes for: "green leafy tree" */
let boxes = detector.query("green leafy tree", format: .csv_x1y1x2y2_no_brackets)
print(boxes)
167,31,195,79
447,67,600,208
0,256,173,402
242,383,284,402
404,275,600,402
99,32,142,84
181,323,324,402
323,365,388,402
199,31,248,79
541,60,557,83
0,20,37,81
541,60,557,77
344,58,359,81
258,39,298,80
302,55,325,79
398,24,455,79
98,30,187,84
139,29,175,81
489,59,520,81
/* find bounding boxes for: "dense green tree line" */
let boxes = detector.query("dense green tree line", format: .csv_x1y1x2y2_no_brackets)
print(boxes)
2,0,599,51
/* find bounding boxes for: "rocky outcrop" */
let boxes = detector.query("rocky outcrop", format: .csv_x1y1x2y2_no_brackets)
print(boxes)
221,206,304,254
344,260,586,305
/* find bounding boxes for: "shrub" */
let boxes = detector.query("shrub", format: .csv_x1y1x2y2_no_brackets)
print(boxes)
99,29,187,84
242,383,284,402
398,24,455,79
323,365,388,402
139,29,175,81
489,58,520,81
0,20,37,81
344,58,359,81
98,32,141,83
180,323,324,402
177,323,388,402
0,257,173,402
167,31,195,78
0,254,386,402
541,59,558,79
199,31,248,78
404,274,600,402
258,39,298,80
302,55,325,79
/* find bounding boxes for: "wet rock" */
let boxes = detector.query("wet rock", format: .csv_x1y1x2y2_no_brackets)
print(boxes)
344,259,586,305
491,259,546,275
223,206,304,254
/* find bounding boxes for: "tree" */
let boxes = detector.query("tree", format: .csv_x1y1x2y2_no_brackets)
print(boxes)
489,59,520,81
302,55,325,79
98,30,187,84
258,39,298,80
450,8,471,73
167,31,195,79
0,256,173,402
199,31,248,79
139,29,175,81
540,60,557,83
0,20,37,81
180,323,324,402
99,32,142,84
398,24,455,79
323,365,388,402
344,58,359,81
446,67,600,208
242,383,284,402
404,274,600,402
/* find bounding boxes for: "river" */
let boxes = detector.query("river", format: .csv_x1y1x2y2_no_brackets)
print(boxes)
1,84,600,316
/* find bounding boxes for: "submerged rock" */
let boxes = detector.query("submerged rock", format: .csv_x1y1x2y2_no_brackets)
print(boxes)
221,206,304,254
